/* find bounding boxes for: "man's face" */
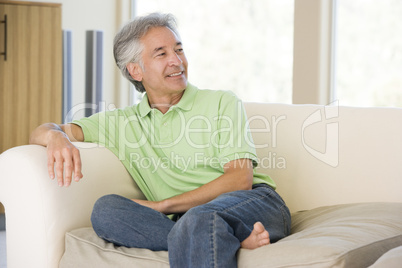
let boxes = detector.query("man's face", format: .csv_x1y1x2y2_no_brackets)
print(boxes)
136,26,188,96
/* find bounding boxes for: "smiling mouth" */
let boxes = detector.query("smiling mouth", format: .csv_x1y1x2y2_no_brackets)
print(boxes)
167,71,184,77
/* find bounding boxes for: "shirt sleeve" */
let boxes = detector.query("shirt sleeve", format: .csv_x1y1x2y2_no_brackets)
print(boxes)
72,110,116,147
216,91,259,168
72,114,99,143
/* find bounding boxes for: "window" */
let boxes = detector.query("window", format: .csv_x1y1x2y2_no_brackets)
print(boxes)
335,0,402,107
135,0,294,103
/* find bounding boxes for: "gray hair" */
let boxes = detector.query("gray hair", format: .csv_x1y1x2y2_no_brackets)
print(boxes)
114,13,180,93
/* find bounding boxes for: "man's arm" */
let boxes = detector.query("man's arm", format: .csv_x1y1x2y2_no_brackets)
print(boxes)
132,158,254,214
29,123,84,187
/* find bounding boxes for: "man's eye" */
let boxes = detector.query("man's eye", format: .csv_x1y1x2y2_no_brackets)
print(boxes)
157,53,165,57
176,48,184,53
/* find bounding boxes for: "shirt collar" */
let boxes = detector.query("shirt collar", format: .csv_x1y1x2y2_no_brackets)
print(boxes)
175,83,197,111
138,83,198,118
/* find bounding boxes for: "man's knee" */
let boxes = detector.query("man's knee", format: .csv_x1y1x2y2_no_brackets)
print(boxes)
168,206,215,240
92,194,122,213
91,194,124,231
182,205,218,224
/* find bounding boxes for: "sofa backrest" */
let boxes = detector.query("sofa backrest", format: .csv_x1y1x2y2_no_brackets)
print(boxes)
244,102,402,213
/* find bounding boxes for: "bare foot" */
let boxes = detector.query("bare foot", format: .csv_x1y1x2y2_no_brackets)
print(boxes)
240,222,270,249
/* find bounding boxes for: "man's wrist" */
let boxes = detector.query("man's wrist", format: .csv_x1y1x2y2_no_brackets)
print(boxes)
158,199,172,214
47,127,69,142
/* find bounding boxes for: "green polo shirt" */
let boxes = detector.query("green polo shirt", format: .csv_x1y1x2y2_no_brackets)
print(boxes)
73,84,275,201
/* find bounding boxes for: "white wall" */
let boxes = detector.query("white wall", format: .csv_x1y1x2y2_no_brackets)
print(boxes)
16,0,132,118
17,0,335,111
292,0,335,105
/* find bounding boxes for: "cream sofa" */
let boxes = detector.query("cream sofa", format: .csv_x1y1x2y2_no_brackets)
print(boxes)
1,103,402,268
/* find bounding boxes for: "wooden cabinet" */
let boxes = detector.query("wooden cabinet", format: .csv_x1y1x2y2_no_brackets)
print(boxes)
0,1,62,153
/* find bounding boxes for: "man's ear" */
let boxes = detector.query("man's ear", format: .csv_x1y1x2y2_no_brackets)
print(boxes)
127,63,143,82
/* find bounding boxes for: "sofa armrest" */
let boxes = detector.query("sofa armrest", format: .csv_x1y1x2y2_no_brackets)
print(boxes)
0,142,145,268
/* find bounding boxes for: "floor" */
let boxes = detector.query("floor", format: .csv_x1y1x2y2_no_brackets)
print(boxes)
0,230,5,268
0,214,6,268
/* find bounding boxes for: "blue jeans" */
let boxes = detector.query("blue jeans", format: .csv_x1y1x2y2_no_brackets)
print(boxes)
91,184,291,268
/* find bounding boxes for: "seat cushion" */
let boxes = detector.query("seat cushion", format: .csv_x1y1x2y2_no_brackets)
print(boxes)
60,228,169,268
369,245,402,268
60,203,402,268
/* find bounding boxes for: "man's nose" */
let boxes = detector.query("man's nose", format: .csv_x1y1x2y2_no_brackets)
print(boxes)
168,52,183,66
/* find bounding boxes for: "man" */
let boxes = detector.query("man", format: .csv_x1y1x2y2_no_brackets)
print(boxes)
30,13,290,267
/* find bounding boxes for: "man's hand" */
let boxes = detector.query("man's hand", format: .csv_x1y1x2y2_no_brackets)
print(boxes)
30,123,84,187
46,131,83,186
131,199,165,213
131,158,254,215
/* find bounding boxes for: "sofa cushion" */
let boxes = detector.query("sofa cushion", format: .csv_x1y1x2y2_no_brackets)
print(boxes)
369,245,402,268
60,227,169,268
238,202,402,267
60,203,402,268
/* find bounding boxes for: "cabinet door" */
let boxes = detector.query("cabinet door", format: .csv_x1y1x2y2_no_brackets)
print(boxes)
0,3,62,152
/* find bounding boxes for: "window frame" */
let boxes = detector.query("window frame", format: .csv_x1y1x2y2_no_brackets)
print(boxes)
128,0,337,106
